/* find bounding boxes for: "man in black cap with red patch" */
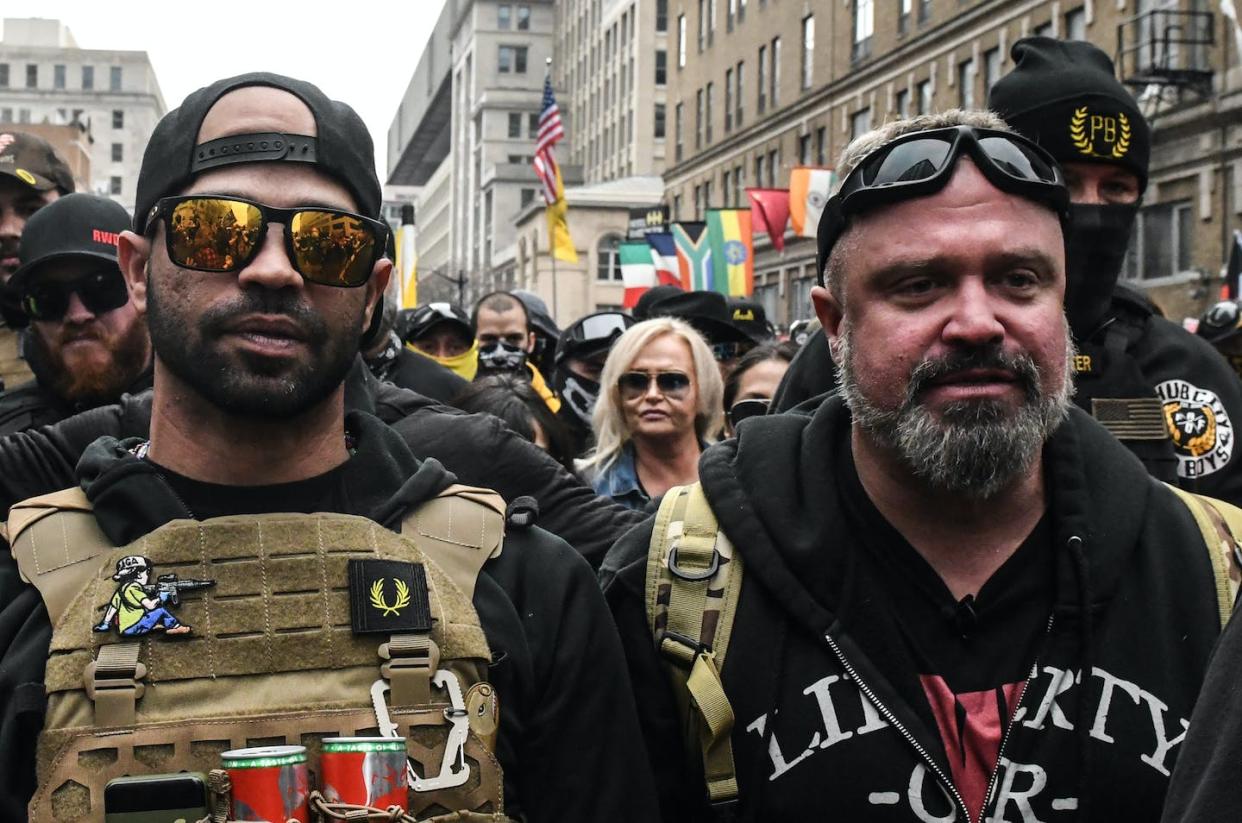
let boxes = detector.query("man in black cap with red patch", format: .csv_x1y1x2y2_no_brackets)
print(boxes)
0,193,152,434
0,133,76,390
990,36,1242,505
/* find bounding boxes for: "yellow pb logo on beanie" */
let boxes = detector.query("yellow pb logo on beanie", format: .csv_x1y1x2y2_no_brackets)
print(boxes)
1069,106,1132,159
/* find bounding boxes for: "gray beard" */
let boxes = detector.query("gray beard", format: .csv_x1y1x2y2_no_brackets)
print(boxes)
836,323,1075,500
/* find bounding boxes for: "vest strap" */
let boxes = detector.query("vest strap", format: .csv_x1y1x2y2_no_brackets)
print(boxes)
85,643,145,728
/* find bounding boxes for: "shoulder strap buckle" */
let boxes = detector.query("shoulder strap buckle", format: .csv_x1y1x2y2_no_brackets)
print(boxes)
84,643,146,727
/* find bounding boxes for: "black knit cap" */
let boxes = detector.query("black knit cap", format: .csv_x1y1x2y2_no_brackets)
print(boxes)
133,72,381,234
988,37,1150,190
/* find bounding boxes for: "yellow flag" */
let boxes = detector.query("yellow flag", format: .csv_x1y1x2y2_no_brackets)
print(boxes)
546,164,578,263
396,222,418,308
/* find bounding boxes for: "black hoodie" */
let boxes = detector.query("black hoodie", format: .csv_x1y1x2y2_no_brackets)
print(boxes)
603,395,1222,822
0,411,658,823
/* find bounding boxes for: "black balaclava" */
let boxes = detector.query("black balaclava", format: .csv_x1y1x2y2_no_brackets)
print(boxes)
989,37,1151,339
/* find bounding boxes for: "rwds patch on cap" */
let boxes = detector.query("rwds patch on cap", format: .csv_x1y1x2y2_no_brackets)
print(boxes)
1157,379,1235,478
348,559,432,635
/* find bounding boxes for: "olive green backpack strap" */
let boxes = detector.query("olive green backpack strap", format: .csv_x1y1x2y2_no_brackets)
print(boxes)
400,483,506,603
645,482,744,811
4,487,114,627
1164,483,1242,628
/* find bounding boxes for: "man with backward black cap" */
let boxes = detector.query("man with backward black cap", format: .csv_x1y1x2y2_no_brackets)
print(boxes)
989,37,1242,504
0,72,656,821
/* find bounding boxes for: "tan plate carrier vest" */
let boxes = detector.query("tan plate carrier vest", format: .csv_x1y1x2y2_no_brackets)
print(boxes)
645,481,1242,813
6,483,513,823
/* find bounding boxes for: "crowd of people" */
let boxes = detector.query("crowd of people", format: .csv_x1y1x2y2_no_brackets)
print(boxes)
1,34,1242,823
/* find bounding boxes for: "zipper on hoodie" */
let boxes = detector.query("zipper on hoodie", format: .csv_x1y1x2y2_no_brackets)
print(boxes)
825,611,1057,823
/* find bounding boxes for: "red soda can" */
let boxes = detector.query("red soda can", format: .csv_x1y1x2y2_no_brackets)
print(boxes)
320,736,408,810
222,745,310,822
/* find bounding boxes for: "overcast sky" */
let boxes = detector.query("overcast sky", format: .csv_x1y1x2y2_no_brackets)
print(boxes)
5,1,448,180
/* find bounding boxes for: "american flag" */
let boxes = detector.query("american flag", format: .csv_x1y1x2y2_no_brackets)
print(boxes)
533,76,565,206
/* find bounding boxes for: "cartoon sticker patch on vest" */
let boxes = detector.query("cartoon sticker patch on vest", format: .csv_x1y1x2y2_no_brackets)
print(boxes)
1156,379,1235,478
1069,106,1131,160
93,555,215,638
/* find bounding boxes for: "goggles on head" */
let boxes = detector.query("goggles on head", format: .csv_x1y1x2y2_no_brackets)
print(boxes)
1201,301,1242,339
567,311,634,345
148,195,390,288
21,268,130,322
816,126,1069,284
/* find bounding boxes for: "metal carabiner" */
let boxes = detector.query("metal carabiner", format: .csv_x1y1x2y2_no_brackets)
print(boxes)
369,669,472,791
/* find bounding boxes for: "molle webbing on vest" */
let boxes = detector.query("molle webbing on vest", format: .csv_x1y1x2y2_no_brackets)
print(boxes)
1165,484,1242,628
6,487,511,822
646,483,744,811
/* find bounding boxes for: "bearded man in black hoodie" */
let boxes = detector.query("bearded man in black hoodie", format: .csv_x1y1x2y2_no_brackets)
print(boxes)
603,109,1235,822
0,73,655,822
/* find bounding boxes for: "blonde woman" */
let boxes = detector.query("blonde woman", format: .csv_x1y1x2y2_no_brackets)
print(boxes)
585,317,724,509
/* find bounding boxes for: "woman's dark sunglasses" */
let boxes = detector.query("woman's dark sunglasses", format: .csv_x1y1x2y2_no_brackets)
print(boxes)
618,370,692,399
816,126,1069,282
147,195,390,288
21,269,130,322
728,398,770,429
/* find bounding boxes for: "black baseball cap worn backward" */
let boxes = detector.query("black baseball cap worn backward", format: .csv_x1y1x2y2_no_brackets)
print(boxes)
133,72,382,235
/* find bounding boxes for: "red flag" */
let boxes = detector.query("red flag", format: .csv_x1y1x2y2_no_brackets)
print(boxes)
745,188,791,252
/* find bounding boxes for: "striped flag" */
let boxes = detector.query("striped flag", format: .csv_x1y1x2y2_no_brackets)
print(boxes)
671,222,713,290
706,209,754,296
645,232,681,286
533,74,578,262
619,240,659,307
789,167,837,238
745,188,791,252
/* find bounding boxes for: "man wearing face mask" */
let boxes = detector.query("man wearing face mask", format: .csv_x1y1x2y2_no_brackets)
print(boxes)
991,37,1242,504
552,310,635,457
472,290,561,412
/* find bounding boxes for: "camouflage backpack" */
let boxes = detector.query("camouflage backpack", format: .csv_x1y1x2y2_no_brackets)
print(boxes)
7,483,513,822
645,481,1242,813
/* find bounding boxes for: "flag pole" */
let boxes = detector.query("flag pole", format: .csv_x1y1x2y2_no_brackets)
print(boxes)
545,57,559,321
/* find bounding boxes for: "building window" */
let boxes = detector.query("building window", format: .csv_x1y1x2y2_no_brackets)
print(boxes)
678,15,687,67
754,155,765,187
597,234,624,280
1033,20,1054,37
725,69,734,132
735,61,744,127
675,102,684,160
109,176,122,195
918,0,931,23
1065,7,1087,40
82,65,94,90
18,108,30,123
498,46,528,74
0,64,7,88
499,4,512,28
739,0,747,20
698,0,707,51
728,0,736,31
517,5,531,30
958,59,976,109
917,79,932,114
852,0,873,62
895,87,910,118
815,126,827,165
708,0,717,45
850,108,872,140
656,50,667,85
0,108,9,123
757,45,767,113
1125,201,1195,280
657,0,669,31
111,143,123,162
528,112,539,137
801,16,814,90
696,88,704,148
655,103,667,138
703,179,714,208
983,47,1002,94
770,37,781,106
110,66,122,91
723,169,733,205
706,82,714,144
54,64,66,89
508,112,522,138
112,109,124,128
899,0,912,34
673,194,683,219
798,133,811,165
767,149,779,185
521,188,536,207
25,64,37,88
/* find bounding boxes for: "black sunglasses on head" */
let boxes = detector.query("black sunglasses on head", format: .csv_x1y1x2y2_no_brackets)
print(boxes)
21,268,130,322
817,126,1069,283
147,195,390,288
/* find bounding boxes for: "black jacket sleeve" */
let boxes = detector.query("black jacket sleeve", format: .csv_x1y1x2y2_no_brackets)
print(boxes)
0,549,51,821
390,410,647,568
771,332,837,414
601,518,712,822
480,524,660,822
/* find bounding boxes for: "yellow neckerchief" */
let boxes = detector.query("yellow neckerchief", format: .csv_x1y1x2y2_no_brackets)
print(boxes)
527,361,562,414
408,341,479,381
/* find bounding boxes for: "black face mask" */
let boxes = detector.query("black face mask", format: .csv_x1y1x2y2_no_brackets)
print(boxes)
559,371,600,428
1063,202,1140,339
477,341,528,374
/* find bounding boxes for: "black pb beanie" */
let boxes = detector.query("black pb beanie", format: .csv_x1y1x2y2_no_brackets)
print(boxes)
988,36,1150,190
